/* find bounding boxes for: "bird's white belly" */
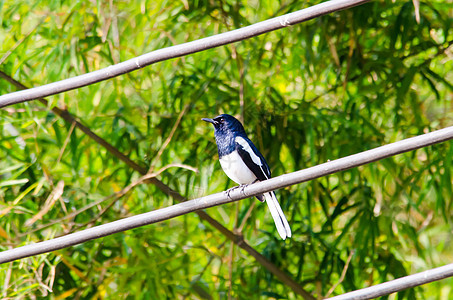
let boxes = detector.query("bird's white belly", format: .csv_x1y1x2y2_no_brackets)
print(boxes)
219,151,257,185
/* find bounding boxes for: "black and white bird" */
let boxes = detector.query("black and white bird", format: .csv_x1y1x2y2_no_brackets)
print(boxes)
202,114,291,240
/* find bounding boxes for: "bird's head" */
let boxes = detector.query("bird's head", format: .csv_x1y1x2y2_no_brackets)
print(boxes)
202,114,245,135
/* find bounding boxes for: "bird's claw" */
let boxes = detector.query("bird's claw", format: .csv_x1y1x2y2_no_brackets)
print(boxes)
239,184,248,195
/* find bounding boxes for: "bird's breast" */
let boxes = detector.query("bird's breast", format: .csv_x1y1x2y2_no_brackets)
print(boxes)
219,151,257,185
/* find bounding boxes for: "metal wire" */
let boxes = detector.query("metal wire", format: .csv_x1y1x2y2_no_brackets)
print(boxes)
328,263,453,299
0,0,370,108
1,125,452,265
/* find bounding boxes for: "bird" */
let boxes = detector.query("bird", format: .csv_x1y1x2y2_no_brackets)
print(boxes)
202,114,291,240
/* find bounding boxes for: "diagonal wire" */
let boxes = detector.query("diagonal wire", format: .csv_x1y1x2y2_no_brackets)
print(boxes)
0,0,370,108
328,263,453,300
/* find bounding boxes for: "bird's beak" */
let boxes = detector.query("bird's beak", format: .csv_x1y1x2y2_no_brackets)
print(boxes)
202,118,216,125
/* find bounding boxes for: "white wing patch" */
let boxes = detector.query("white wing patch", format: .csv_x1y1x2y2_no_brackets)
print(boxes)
235,136,262,166
236,136,270,179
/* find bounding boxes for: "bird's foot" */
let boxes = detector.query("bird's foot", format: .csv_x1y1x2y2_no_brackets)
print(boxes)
225,184,248,199
239,184,249,196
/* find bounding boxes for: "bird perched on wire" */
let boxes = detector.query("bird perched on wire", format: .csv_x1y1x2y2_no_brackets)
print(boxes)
202,114,291,240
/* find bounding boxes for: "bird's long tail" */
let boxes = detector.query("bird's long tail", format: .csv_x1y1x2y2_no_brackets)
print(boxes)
263,191,291,240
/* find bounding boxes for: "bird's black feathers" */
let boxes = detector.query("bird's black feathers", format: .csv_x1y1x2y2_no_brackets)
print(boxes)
203,114,247,158
235,138,270,182
202,113,291,239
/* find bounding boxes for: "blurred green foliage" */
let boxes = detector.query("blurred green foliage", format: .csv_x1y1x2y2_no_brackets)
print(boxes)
0,0,452,298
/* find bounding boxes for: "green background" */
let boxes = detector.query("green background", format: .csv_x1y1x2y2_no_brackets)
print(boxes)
0,0,452,298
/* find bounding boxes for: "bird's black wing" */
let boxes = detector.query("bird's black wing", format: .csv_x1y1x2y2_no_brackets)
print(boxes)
235,136,291,239
235,136,271,181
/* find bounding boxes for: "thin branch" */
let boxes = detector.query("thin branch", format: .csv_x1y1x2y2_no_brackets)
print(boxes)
18,191,121,237
0,0,370,108
149,104,189,172
237,200,256,233
0,17,46,65
228,240,234,300
325,250,355,298
17,165,196,237
196,211,315,299
0,70,313,299
327,263,453,300
76,163,198,229
2,260,12,297
25,180,65,227
1,125,452,266
56,121,76,165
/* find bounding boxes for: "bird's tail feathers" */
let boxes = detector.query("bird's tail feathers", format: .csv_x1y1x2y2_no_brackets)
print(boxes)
264,192,291,240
